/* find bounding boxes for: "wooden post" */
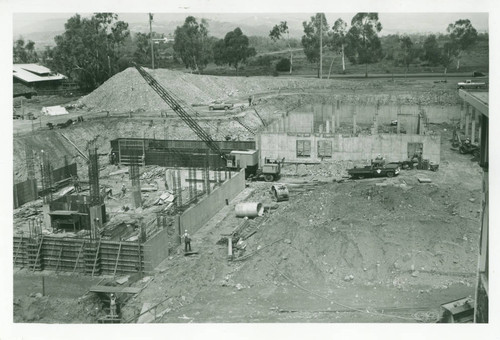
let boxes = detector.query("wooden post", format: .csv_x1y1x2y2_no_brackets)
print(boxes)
42,276,45,296
227,236,233,260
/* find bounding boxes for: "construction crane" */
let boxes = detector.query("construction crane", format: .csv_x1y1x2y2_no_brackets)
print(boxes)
133,63,282,181
133,63,226,160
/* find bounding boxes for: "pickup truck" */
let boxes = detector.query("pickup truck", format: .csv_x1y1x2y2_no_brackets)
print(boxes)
348,163,400,179
457,80,487,89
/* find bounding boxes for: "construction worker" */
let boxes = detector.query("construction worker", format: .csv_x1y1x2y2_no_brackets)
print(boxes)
182,230,192,252
373,154,385,167
72,175,80,193
121,183,126,196
110,293,117,318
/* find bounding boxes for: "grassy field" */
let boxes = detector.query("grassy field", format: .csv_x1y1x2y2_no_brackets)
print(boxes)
188,39,489,78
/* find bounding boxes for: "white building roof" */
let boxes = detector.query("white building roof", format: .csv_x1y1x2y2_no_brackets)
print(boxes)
13,64,66,83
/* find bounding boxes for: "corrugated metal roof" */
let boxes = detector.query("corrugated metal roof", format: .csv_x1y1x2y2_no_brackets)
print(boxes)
15,63,51,74
13,64,66,83
458,90,489,117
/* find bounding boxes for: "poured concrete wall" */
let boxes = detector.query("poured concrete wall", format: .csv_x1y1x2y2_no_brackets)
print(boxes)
258,133,441,164
179,169,245,235
285,103,460,132
143,217,179,271
165,168,235,191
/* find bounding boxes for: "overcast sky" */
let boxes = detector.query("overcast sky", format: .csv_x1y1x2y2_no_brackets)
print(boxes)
13,12,489,37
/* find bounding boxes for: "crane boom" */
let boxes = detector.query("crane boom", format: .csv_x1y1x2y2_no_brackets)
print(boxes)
133,64,226,159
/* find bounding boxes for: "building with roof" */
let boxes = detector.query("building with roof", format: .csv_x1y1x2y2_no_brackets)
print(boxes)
13,63,66,91
13,83,36,99
458,89,488,323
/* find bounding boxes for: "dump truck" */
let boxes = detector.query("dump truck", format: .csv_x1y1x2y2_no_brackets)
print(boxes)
348,163,400,179
457,80,487,89
226,150,281,182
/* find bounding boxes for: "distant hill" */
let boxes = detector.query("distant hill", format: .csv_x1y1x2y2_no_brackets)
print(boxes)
13,12,488,50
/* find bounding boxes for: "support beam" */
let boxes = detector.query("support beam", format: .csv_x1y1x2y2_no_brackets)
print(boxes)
460,101,465,130
471,107,476,143
336,100,341,128
373,114,378,135
465,103,470,137
325,120,330,133
478,114,482,145
352,105,357,135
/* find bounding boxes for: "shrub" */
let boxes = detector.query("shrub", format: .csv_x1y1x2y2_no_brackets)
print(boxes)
275,58,291,72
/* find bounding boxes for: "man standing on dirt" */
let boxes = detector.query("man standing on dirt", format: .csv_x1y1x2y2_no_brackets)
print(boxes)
121,184,126,197
182,230,192,252
110,293,117,318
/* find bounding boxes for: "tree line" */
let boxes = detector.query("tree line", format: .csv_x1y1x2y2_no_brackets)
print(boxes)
13,12,483,89
271,13,481,77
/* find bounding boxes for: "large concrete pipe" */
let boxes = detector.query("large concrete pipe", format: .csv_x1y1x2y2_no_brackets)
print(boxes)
235,202,264,218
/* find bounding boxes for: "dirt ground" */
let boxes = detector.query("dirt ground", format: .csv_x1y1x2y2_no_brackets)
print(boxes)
11,70,482,324
116,133,480,323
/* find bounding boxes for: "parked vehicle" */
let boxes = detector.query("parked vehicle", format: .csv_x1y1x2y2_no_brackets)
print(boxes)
209,101,234,111
457,80,487,89
226,150,282,182
348,163,400,179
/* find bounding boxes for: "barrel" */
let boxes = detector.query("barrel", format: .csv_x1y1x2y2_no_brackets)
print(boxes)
235,202,264,218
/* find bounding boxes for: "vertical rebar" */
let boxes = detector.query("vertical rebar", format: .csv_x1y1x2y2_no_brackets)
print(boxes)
201,167,206,195
88,147,100,206
176,169,182,207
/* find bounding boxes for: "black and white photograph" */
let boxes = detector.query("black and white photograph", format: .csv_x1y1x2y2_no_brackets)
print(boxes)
1,0,497,339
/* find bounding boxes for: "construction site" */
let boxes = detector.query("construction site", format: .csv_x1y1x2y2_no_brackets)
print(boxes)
12,65,488,324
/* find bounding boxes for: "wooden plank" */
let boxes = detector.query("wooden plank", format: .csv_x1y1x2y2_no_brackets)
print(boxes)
113,242,122,277
89,285,141,294
55,247,63,272
32,235,44,272
91,238,102,277
72,242,85,274
14,236,23,264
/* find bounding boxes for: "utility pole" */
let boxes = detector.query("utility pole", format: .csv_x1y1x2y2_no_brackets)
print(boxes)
149,13,155,69
319,14,323,79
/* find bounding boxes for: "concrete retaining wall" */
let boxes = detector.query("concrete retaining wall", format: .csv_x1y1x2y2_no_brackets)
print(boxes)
143,217,179,271
259,133,441,164
179,169,245,235
272,103,460,133
141,169,244,271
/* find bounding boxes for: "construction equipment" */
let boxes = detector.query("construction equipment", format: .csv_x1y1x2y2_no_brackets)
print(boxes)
452,128,480,158
133,64,281,181
271,184,289,202
439,297,474,323
226,151,281,181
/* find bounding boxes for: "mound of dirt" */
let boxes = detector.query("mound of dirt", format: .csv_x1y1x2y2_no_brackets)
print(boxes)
78,67,460,114
231,180,479,291
77,67,321,113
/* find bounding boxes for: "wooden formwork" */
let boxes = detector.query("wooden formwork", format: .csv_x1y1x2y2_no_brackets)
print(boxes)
13,236,29,267
13,236,145,276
